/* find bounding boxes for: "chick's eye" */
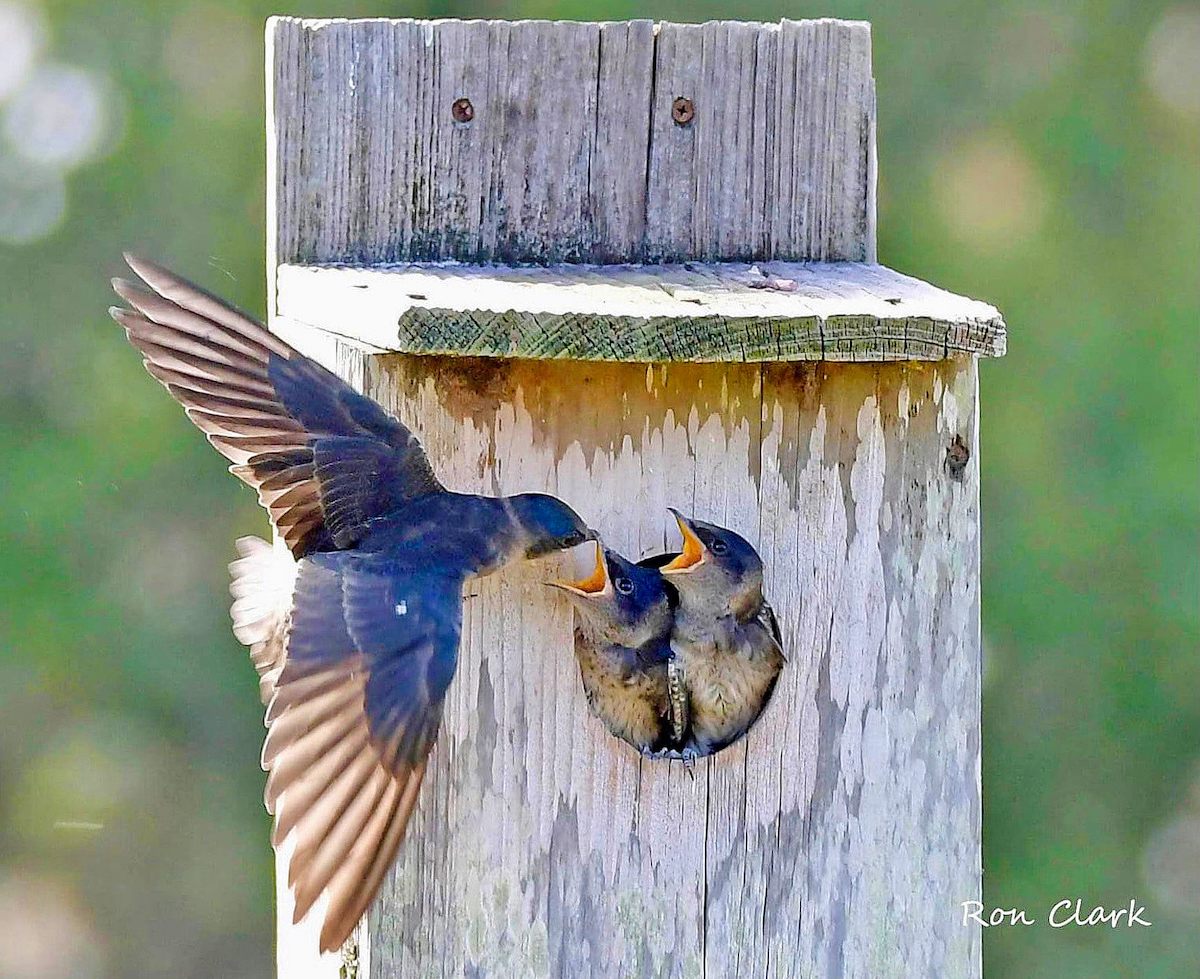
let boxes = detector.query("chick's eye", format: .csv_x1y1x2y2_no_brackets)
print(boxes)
710,540,729,556
615,577,635,595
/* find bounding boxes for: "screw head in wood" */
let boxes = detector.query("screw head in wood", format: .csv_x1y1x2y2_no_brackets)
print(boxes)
451,98,474,123
671,96,694,126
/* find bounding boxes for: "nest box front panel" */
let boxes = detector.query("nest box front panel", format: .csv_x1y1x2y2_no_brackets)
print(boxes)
312,350,982,978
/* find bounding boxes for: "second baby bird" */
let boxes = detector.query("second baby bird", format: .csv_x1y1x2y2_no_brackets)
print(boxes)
656,510,784,757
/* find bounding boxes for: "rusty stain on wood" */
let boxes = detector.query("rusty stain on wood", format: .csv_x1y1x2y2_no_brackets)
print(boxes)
267,329,983,978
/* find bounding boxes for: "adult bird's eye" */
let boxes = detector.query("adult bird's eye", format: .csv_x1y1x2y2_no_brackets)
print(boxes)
615,577,635,595
710,540,729,556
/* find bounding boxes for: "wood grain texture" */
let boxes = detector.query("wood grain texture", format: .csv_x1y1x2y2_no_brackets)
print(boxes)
268,322,983,978
267,17,875,266
274,261,1006,363
646,20,876,263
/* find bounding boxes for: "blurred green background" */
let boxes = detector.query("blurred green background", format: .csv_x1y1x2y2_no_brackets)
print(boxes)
0,1,1196,976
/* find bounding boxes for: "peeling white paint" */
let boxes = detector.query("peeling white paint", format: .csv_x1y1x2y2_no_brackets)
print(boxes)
274,336,982,979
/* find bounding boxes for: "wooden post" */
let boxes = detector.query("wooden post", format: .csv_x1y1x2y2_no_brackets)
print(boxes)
266,17,1001,978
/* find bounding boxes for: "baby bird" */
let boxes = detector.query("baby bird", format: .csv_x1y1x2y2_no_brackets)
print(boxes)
551,543,688,756
657,510,784,756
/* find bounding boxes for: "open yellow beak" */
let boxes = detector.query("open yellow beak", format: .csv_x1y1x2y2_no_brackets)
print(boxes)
550,540,610,596
661,511,706,574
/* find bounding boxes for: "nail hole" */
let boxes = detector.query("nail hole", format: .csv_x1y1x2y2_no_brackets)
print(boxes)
451,98,474,123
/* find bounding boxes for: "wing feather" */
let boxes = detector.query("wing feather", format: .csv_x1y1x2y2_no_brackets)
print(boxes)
228,536,296,704
251,553,463,953
111,255,443,555
316,764,425,951
757,600,785,660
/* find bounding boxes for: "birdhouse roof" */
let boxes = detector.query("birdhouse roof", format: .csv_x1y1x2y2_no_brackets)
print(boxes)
275,260,1005,363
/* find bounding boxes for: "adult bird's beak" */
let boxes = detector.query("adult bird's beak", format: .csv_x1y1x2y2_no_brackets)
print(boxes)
661,509,707,574
549,540,612,597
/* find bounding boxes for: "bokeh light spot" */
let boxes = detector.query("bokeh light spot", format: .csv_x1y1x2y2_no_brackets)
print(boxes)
164,4,259,120
1143,813,1200,916
0,872,105,979
0,154,65,243
0,2,45,101
1142,762,1200,917
11,715,160,846
932,131,1048,256
2,62,111,169
1143,6,1200,120
985,8,1078,99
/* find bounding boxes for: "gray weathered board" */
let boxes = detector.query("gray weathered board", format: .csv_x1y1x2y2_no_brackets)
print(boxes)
267,15,987,979
267,17,876,270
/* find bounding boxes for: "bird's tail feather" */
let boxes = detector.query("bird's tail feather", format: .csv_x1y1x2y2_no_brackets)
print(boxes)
229,535,297,705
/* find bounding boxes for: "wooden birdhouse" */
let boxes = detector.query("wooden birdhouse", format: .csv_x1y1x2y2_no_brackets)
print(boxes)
266,16,1001,978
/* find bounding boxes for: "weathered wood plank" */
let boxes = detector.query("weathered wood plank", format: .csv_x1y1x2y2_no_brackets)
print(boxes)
268,17,654,266
274,261,1005,362
772,20,877,261
268,336,983,977
645,19,875,262
267,17,875,266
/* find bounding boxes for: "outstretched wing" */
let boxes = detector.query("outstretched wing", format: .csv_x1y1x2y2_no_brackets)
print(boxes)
262,551,464,952
109,255,442,556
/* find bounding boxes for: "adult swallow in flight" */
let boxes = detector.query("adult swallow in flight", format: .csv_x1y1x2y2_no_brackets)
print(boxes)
550,542,688,755
656,510,784,757
109,255,593,951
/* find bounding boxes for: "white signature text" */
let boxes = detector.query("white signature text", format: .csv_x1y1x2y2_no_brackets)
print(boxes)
960,899,1151,928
